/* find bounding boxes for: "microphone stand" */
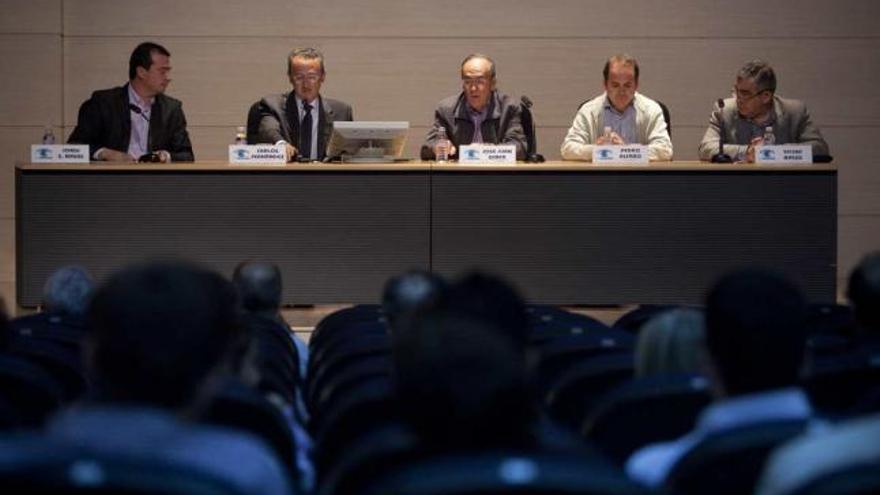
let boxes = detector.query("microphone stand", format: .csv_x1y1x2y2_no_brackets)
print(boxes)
711,98,733,163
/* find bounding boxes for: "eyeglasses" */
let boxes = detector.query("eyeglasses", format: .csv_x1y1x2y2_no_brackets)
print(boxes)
732,86,768,101
462,77,491,88
292,73,322,84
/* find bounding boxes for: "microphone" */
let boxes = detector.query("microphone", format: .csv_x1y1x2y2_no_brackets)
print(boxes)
129,104,150,122
711,98,733,163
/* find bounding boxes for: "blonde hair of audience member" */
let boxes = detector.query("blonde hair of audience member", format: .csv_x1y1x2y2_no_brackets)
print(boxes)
635,308,706,377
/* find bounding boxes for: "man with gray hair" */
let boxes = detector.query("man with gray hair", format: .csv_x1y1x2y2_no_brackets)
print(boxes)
255,47,353,162
699,60,830,162
561,54,673,162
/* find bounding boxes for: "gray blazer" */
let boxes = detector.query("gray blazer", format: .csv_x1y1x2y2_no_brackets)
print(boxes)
698,95,830,161
255,92,353,160
421,91,526,160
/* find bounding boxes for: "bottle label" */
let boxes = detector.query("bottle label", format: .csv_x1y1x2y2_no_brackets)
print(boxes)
31,144,90,163
755,145,813,164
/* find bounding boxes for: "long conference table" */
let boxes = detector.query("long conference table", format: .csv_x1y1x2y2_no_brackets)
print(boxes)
15,161,837,307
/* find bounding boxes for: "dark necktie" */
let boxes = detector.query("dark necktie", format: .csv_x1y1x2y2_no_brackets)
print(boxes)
300,102,313,160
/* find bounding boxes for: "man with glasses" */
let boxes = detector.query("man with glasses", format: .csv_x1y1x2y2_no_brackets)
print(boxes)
256,47,353,162
421,54,526,160
561,54,672,162
68,42,194,163
698,60,829,162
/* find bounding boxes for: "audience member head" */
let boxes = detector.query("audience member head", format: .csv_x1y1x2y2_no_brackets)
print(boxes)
705,269,807,397
86,261,243,410
41,265,94,317
381,270,448,333
460,53,497,112
232,261,283,318
442,271,529,351
392,311,536,451
603,54,640,112
635,307,706,377
287,47,325,103
847,252,880,333
128,41,172,98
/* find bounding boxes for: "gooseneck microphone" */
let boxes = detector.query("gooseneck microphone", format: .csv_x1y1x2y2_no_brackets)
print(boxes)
129,104,150,122
711,98,733,163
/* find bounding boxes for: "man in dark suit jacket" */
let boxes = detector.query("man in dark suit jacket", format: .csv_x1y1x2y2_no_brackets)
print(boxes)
421,54,526,161
68,42,194,163
255,48,353,162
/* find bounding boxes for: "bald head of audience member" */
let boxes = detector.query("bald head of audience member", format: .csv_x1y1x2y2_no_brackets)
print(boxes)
232,261,283,320
42,265,94,317
381,270,448,334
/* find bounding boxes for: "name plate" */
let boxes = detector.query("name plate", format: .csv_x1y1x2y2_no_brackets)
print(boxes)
755,144,813,164
228,144,286,164
31,144,90,163
459,144,516,164
593,145,649,164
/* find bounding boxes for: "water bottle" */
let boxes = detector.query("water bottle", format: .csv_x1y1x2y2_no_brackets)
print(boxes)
234,126,247,145
762,126,775,145
435,125,450,162
42,126,56,145
603,126,613,143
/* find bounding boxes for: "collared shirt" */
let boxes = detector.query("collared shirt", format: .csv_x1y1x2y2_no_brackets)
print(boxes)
469,105,489,143
296,95,319,159
127,84,153,159
626,387,819,488
602,96,638,145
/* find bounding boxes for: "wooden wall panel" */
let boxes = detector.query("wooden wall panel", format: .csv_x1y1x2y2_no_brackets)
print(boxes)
63,0,880,38
839,215,880,283
0,35,62,126
0,218,12,283
63,37,880,133
0,0,60,33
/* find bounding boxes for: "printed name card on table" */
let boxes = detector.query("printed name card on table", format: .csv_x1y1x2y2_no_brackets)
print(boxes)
755,145,813,164
31,145,90,163
228,144,286,165
593,145,649,164
458,144,517,164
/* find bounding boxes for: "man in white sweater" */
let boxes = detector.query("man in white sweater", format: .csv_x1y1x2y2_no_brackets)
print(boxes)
561,54,672,162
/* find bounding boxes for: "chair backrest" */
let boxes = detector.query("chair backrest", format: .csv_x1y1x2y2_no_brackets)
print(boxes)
582,373,712,465
0,353,64,428
520,97,539,160
534,334,633,393
666,419,810,495
543,353,635,429
198,380,297,482
360,451,652,495
0,445,249,495
786,460,880,495
245,101,262,144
